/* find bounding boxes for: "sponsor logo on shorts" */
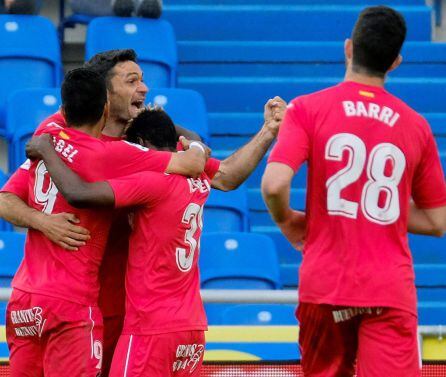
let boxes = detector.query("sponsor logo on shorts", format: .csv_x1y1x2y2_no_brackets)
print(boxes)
332,307,383,323
172,343,205,373
10,306,47,337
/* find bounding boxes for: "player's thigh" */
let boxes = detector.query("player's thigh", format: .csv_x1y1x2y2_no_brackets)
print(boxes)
6,290,44,377
43,305,103,377
102,314,125,376
297,302,358,377
110,331,205,377
357,308,421,377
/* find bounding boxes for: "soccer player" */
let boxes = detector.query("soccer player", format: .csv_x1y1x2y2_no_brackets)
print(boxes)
0,48,204,375
4,68,208,377
25,106,285,376
262,6,446,377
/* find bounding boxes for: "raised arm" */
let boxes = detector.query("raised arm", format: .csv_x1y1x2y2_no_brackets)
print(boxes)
165,138,208,178
210,97,287,191
175,124,202,142
26,135,115,209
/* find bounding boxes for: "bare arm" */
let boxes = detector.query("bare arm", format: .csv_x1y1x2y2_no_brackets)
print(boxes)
165,138,208,178
0,192,90,250
175,125,202,142
211,97,287,191
261,162,306,250
26,135,115,209
408,202,446,237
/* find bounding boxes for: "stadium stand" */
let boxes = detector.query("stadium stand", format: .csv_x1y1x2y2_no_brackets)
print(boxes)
0,0,444,364
85,17,177,88
0,15,61,136
0,171,12,231
415,264,446,302
221,304,298,325
163,5,431,41
146,88,209,141
6,88,61,171
200,232,281,325
410,234,446,264
0,231,25,288
200,232,281,290
204,185,249,233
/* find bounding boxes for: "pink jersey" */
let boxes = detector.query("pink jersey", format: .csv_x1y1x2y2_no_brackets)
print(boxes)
107,158,220,335
4,113,172,306
2,118,132,317
269,81,446,314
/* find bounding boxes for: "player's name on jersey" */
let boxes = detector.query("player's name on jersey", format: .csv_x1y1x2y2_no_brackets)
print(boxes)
187,177,211,194
343,100,400,127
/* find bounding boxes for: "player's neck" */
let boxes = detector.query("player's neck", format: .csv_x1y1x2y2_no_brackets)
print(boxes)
344,67,386,88
102,120,126,138
74,124,103,139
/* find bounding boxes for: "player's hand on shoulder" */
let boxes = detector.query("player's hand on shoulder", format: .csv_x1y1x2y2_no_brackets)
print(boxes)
263,96,287,136
179,136,212,160
277,210,306,251
39,212,91,252
26,134,53,161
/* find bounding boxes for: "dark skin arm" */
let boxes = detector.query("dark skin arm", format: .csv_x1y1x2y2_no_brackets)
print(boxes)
25,134,210,208
175,125,202,142
210,97,287,191
26,135,115,208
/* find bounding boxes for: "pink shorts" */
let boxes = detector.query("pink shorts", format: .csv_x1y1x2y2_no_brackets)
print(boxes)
102,314,124,376
6,289,103,377
297,302,421,377
109,331,205,377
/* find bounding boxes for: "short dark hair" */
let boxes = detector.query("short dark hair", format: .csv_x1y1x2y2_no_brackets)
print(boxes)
352,6,407,77
125,109,177,150
61,68,107,127
83,49,137,89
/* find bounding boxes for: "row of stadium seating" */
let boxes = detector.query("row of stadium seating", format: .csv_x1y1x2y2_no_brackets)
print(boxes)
0,229,445,326
0,0,445,334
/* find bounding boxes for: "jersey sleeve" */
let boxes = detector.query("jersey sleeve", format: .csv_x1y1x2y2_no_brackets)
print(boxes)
107,172,169,208
412,130,446,209
0,161,30,201
104,141,172,178
268,98,311,172
204,158,221,180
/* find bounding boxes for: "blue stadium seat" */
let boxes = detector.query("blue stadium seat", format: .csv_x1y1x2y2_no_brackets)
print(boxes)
146,88,209,141
203,185,249,233
0,301,6,325
409,234,446,264
418,302,446,325
0,231,25,287
179,42,446,79
86,17,177,88
200,232,281,289
6,88,61,171
415,264,446,302
0,170,13,231
180,79,446,115
221,304,297,325
0,15,61,134
165,5,430,41
441,152,446,173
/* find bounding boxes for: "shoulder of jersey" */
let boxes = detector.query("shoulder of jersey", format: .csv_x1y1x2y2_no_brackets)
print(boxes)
122,140,150,152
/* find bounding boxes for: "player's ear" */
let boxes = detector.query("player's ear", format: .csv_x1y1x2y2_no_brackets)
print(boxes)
344,39,353,63
60,106,66,120
388,54,403,73
103,100,110,120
